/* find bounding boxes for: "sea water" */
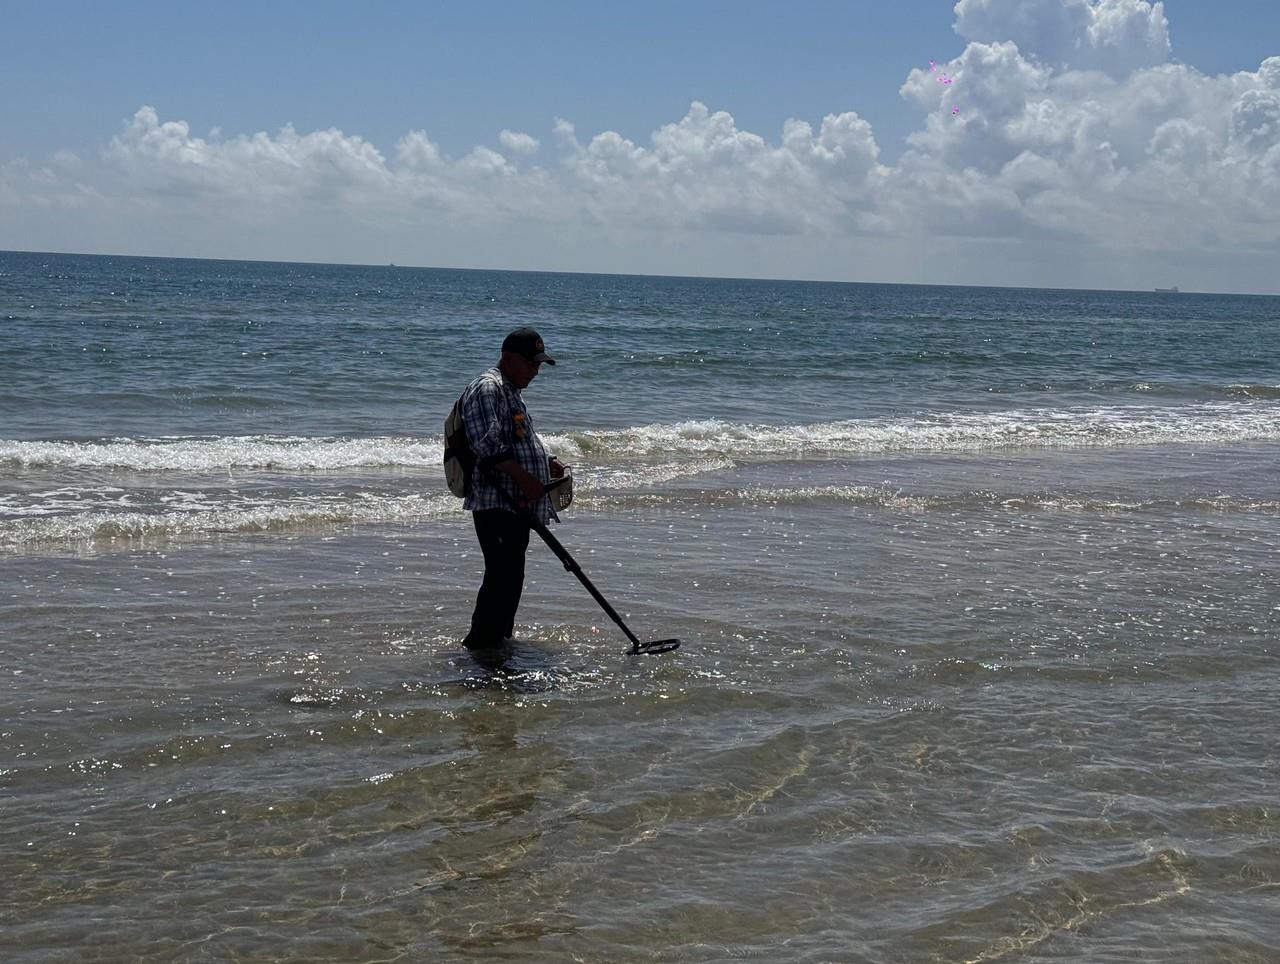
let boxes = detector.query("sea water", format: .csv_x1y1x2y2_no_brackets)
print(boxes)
2,251,1278,960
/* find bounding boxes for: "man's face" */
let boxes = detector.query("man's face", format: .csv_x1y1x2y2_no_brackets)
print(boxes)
509,353,541,389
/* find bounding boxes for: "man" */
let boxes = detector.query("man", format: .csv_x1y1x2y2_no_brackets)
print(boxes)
459,327,567,651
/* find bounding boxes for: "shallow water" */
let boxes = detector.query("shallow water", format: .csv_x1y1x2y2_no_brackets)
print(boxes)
3,252,1279,960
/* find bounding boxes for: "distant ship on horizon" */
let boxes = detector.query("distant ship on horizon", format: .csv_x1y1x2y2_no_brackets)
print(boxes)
1154,286,1180,293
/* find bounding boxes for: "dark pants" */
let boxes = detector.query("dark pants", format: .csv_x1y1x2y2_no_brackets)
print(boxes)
464,509,532,648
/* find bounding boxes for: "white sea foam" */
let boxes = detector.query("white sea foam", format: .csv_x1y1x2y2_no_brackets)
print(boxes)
2,402,1277,474
546,402,1280,459
1226,384,1280,399
0,491,460,549
4,472,1277,553
584,456,736,488
0,436,442,472
584,485,1280,515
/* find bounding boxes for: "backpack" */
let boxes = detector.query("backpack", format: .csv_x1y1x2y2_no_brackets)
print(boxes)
443,393,474,497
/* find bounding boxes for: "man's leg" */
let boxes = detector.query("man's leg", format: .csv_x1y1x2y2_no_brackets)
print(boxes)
464,509,531,648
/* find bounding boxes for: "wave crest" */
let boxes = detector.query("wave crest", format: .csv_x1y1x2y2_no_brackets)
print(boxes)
2,402,1277,475
0,436,441,471
0,492,459,550
547,402,1280,460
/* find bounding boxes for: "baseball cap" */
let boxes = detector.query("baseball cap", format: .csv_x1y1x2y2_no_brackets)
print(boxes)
502,327,556,365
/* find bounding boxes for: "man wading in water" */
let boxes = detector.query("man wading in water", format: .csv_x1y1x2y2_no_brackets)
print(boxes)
459,328,567,653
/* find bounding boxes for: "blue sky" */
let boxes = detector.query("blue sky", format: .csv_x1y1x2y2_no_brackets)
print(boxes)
4,2,960,161
3,1,1280,291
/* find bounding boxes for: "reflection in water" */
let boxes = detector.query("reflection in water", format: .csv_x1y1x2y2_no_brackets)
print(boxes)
419,698,580,953
459,708,535,821
460,639,588,694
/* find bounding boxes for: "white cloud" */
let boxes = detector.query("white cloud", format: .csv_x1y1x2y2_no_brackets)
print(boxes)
953,0,1170,76
498,130,539,154
393,130,445,170
110,106,392,198
556,101,883,234
892,40,1280,251
1232,87,1280,152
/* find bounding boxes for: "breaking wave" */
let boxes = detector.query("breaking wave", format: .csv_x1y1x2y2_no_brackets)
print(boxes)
3,401,1278,472
547,402,1280,459
1225,384,1280,399
0,492,459,550
0,436,440,472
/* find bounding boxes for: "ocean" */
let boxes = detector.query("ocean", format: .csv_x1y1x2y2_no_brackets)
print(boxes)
2,250,1278,961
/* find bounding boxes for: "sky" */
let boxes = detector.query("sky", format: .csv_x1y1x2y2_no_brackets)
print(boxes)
3,0,1279,292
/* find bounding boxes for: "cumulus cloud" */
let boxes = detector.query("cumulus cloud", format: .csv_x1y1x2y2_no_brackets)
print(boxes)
105,106,394,203
8,100,880,238
556,101,883,233
498,130,539,154
894,34,1280,251
88,107,566,224
953,0,1170,76
2,2,1278,289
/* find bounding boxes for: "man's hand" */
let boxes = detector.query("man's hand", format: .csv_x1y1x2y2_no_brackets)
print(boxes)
549,457,568,479
514,470,544,505
492,459,546,508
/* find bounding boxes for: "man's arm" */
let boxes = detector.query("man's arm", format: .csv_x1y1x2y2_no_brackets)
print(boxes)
490,457,544,504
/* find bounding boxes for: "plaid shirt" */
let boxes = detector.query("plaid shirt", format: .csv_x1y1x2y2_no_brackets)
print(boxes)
461,367,558,524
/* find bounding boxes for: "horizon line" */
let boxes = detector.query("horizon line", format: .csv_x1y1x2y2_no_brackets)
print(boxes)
3,247,1272,299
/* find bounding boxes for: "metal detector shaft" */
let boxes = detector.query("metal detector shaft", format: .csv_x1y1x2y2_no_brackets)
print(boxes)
486,472,678,655
525,515,645,653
